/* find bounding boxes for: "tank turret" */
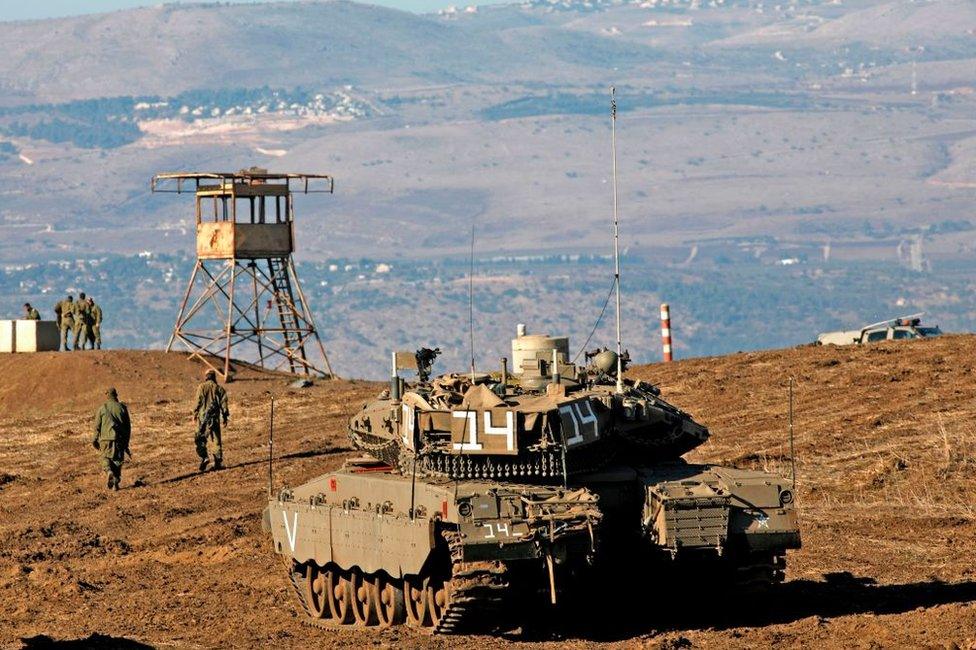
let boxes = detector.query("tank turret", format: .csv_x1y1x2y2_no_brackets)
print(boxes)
348,325,709,481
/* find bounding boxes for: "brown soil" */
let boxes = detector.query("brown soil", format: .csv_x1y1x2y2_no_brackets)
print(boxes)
3,339,976,649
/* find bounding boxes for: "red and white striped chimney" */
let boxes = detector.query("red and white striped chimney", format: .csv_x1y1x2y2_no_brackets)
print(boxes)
660,303,673,363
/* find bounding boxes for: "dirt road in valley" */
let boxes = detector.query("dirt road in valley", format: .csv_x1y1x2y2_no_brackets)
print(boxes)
2,340,976,648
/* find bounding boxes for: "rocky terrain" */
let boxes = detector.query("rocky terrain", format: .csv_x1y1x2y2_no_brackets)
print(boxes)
3,336,976,648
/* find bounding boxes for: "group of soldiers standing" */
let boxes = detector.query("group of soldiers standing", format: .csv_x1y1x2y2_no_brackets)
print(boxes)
52,293,104,351
92,369,229,490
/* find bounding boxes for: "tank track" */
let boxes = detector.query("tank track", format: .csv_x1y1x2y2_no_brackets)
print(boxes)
665,552,787,591
348,429,400,468
285,528,514,634
731,553,786,588
288,562,327,627
432,529,511,634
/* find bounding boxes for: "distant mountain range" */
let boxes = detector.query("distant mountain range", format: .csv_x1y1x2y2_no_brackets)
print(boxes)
0,0,971,264
2,0,971,106
0,0,659,104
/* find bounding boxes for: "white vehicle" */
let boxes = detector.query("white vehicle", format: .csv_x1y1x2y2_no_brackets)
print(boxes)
817,313,942,346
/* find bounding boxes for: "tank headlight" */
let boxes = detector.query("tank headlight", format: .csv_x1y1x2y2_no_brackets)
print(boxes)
458,501,473,517
779,489,794,506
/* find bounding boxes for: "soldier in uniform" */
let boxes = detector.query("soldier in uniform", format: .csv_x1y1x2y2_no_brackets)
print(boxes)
72,292,92,351
55,295,74,351
194,369,229,471
87,297,103,350
92,387,131,491
23,303,39,320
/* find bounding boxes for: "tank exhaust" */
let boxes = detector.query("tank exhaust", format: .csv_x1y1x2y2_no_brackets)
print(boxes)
390,351,401,402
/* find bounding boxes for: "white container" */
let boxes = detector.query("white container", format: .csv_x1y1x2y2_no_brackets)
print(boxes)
15,320,60,352
0,320,13,353
511,333,569,375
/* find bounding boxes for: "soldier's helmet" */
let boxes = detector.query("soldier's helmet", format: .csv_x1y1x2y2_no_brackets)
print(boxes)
106,387,118,399
204,369,217,381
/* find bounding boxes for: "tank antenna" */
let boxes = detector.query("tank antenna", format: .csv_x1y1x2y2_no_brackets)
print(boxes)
468,220,477,382
267,395,275,498
409,454,418,520
610,86,624,394
788,376,797,490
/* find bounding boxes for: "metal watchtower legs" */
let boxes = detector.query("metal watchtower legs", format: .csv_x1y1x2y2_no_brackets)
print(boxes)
166,255,333,381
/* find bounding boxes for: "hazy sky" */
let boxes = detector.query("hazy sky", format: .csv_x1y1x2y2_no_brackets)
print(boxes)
0,0,494,21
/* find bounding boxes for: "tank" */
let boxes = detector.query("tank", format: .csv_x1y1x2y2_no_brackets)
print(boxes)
264,327,801,633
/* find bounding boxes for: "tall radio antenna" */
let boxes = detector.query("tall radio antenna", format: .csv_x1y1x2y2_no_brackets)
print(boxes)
468,220,477,382
610,86,624,394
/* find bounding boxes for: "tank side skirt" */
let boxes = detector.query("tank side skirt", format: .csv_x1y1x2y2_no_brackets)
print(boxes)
268,501,434,575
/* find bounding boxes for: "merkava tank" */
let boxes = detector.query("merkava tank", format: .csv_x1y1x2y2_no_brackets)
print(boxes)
265,326,801,633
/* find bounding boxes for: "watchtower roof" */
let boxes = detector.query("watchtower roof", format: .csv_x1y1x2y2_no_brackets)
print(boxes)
151,168,334,196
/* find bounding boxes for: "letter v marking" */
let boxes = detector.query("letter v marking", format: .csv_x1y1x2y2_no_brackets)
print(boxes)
282,511,299,552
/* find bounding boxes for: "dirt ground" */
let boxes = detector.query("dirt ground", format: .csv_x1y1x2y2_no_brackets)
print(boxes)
3,340,976,649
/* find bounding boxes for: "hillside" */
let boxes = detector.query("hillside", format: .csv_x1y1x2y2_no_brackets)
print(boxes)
716,0,976,46
3,338,976,647
0,0,968,104
0,0,654,104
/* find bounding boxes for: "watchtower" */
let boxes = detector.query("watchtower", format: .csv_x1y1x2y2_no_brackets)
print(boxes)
151,168,334,381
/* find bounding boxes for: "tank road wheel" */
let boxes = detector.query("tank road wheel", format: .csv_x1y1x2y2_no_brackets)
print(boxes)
427,579,452,628
374,574,406,628
327,569,355,624
304,564,332,620
350,569,379,626
404,576,429,627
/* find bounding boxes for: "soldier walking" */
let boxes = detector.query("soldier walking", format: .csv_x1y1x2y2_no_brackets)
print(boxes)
87,297,103,350
55,295,74,351
92,387,132,491
23,303,39,320
194,369,229,472
72,292,92,351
